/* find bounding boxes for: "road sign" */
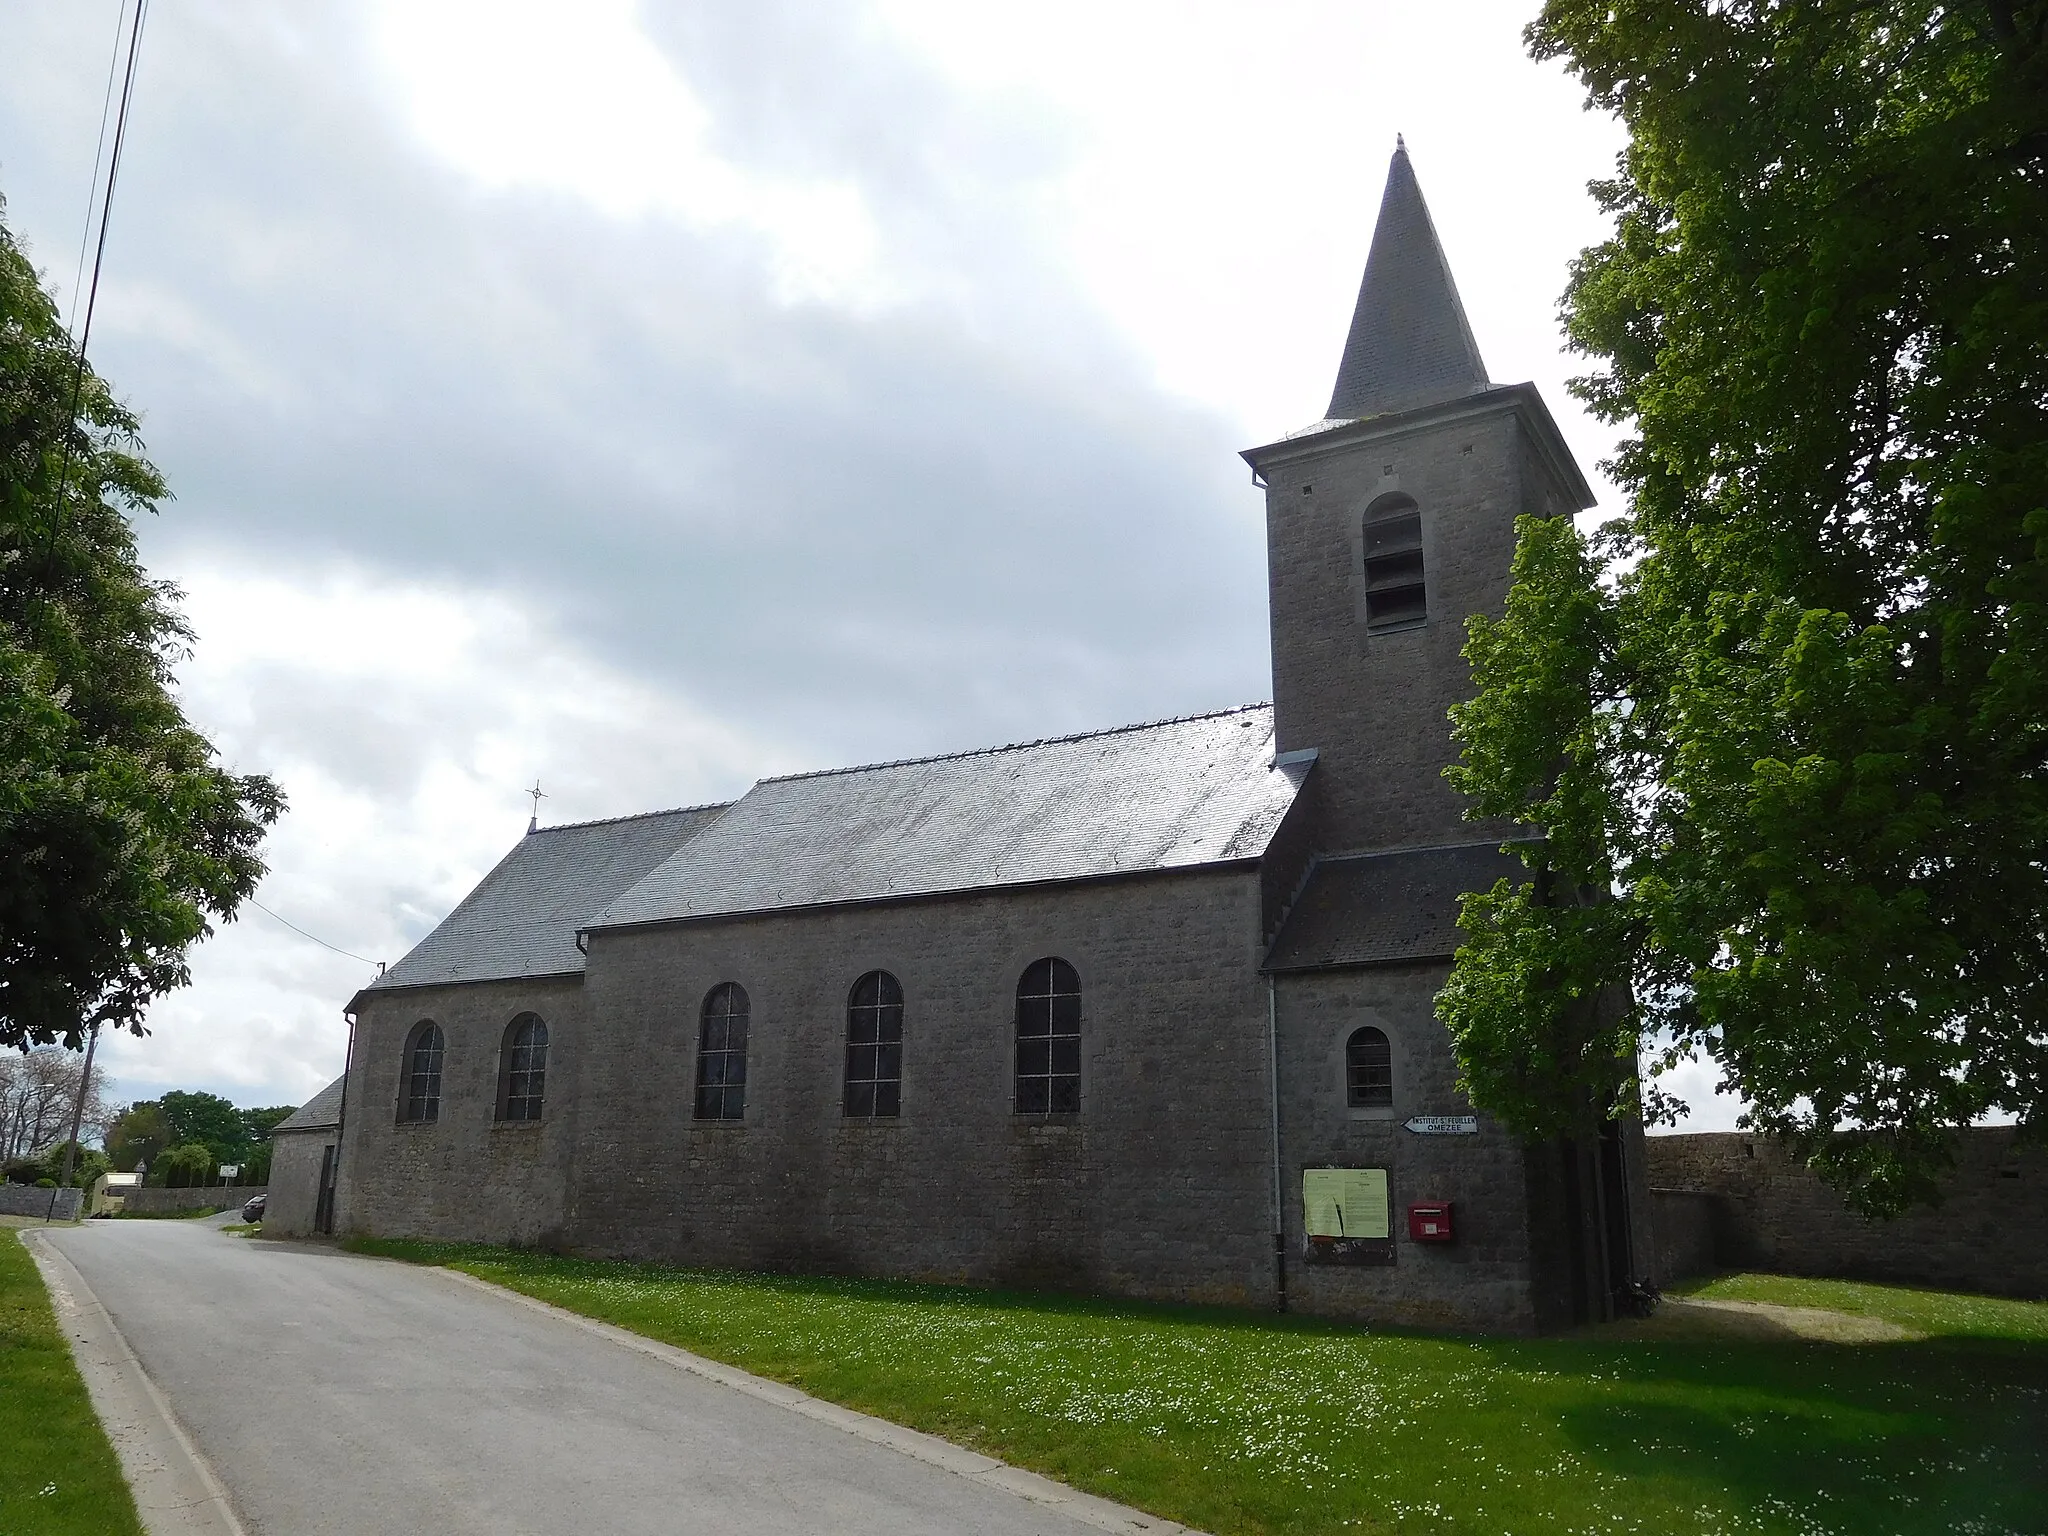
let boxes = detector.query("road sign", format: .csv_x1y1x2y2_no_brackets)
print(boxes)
1403,1115,1478,1136
218,1164,240,1179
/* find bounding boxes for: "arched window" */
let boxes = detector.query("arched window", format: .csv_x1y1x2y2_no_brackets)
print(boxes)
400,1022,443,1123
499,1014,549,1121
1346,1026,1393,1109
1362,494,1425,631
844,971,903,1118
696,983,749,1121
1015,958,1081,1114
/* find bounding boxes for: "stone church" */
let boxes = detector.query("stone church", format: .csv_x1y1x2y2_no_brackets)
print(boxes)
317,143,1651,1332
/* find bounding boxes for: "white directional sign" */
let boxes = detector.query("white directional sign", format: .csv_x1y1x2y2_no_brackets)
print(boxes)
1403,1116,1479,1136
218,1165,240,1179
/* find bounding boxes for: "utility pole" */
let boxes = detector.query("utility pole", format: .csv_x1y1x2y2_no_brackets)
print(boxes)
44,1023,100,1224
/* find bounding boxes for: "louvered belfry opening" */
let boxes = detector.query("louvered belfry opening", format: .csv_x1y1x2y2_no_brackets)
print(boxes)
1363,495,1425,631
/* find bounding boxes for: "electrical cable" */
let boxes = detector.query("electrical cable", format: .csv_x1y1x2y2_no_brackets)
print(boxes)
248,899,381,969
66,0,131,339
45,0,150,556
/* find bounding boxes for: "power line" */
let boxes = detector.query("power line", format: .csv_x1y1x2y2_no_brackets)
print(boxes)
45,0,150,556
66,1,131,339
248,899,381,969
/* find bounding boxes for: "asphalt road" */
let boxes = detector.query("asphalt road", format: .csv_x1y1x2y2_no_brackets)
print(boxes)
42,1219,1143,1536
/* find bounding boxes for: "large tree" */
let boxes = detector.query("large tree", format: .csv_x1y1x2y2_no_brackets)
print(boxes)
1,197,282,1051
1440,0,2048,1214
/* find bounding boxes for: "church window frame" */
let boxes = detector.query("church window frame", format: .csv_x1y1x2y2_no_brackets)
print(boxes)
843,971,904,1118
399,1021,444,1123
497,1013,549,1122
1346,1026,1394,1110
1361,494,1426,632
696,982,750,1122
1014,958,1082,1115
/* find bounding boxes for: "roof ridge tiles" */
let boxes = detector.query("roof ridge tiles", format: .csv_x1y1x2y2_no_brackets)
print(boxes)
755,702,1274,785
534,802,733,834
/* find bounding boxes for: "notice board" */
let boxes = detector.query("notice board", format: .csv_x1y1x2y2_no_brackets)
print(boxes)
1302,1166,1395,1265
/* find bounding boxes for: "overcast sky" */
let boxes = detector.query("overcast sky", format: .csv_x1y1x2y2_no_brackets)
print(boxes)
0,0,1743,1128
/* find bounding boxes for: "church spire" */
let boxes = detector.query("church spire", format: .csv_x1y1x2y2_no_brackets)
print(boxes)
1325,139,1490,421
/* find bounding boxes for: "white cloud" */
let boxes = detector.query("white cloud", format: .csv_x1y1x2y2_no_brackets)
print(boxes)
96,556,781,1107
366,0,885,306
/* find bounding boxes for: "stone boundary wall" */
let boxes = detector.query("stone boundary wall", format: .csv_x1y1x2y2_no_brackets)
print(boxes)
121,1185,265,1216
0,1185,83,1220
1646,1129,2045,1298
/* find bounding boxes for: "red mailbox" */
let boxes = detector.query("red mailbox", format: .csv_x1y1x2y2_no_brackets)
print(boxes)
1407,1202,1454,1243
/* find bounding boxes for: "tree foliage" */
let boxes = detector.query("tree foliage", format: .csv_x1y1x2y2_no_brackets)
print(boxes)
105,1100,168,1171
1442,0,2048,1214
148,1141,216,1189
1,197,283,1052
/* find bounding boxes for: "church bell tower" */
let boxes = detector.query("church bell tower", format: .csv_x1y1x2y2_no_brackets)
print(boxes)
1244,140,1596,856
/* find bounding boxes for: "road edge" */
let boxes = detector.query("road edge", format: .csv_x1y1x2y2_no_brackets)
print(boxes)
24,1230,249,1536
426,1263,1205,1536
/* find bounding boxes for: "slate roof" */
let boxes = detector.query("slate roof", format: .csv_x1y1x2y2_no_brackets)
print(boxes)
1263,841,1534,972
591,705,1308,932
370,805,728,990
1325,139,1491,421
271,1074,347,1134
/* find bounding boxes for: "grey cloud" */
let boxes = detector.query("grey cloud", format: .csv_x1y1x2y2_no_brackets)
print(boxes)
3,3,1275,785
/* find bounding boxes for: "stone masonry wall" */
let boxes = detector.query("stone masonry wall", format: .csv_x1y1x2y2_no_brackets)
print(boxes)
122,1185,265,1216
570,867,1279,1307
338,974,584,1248
1274,962,1554,1332
1260,400,1576,856
0,1185,82,1220
1646,1129,2048,1298
264,1131,333,1237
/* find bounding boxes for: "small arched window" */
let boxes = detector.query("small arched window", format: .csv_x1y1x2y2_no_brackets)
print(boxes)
845,971,904,1117
400,1022,444,1123
1362,495,1425,631
499,1014,548,1121
696,983,749,1121
1346,1026,1393,1109
1015,958,1081,1114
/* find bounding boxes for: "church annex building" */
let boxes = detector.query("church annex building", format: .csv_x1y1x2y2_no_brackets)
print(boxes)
296,145,1652,1333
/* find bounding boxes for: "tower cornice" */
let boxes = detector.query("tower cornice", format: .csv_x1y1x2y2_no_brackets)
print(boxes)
1240,382,1596,512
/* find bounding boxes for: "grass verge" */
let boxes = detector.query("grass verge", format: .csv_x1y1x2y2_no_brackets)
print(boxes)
347,1238,2047,1536
1672,1271,2048,1342
112,1205,222,1220
0,1231,144,1535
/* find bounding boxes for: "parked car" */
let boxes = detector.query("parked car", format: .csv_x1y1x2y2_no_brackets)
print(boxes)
241,1193,267,1223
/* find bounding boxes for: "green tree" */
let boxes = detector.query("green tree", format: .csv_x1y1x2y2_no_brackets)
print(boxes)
105,1100,170,1171
1442,0,2048,1214
0,197,283,1053
239,1105,296,1143
148,1142,215,1189
158,1090,248,1165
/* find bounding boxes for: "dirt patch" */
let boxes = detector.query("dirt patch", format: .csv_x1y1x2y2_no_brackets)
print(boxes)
1589,1295,1922,1344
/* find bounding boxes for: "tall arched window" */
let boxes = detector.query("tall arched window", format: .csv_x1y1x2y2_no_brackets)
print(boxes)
1346,1026,1393,1109
499,1014,549,1121
696,983,749,1121
1015,958,1081,1114
400,1022,443,1123
1362,494,1425,631
844,971,903,1118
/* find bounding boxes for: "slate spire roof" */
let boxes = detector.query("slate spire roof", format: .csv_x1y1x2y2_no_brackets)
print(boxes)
1325,139,1490,421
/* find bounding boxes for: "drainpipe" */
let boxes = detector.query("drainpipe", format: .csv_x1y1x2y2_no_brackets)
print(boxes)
1267,974,1288,1313
330,1008,358,1234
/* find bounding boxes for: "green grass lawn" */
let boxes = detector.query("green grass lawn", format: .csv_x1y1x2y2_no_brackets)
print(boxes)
348,1238,2047,1536
0,1231,143,1536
